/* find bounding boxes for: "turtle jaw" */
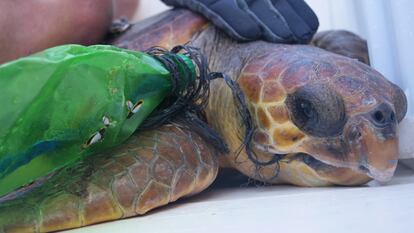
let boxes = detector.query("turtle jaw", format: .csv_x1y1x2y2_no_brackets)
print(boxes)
298,114,399,184
284,153,371,186
249,112,399,185
249,145,372,186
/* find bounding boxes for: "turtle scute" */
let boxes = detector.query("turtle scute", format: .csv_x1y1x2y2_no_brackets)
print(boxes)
223,43,407,186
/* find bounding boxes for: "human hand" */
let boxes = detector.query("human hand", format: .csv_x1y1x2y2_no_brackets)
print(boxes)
161,0,319,44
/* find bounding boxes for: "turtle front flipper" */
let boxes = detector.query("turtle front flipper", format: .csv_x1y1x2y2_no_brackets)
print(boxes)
311,30,370,65
0,124,218,233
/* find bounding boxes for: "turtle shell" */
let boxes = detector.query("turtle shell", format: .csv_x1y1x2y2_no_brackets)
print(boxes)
111,9,208,51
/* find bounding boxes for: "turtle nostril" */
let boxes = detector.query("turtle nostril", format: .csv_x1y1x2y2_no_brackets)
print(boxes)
370,103,396,127
373,111,385,124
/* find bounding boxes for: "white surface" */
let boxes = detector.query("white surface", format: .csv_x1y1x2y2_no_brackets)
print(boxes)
66,165,414,233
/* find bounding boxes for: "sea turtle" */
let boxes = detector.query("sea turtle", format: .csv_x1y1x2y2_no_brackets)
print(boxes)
0,9,407,233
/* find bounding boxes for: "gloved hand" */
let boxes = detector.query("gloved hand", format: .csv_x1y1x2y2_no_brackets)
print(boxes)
161,0,319,44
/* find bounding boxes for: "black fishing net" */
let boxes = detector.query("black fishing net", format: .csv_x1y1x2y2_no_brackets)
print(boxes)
142,45,285,180
140,45,229,153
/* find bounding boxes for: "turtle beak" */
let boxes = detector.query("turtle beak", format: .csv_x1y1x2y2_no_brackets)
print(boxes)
346,104,399,182
300,103,400,184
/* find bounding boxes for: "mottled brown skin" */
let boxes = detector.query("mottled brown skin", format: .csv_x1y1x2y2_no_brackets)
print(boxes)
0,9,408,232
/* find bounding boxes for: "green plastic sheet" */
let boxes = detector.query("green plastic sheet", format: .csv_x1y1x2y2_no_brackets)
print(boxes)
0,44,189,196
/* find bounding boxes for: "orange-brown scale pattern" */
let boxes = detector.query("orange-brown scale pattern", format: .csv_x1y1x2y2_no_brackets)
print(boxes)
237,43,400,155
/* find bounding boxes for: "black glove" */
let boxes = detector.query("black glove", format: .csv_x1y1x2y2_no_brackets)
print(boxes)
161,0,319,44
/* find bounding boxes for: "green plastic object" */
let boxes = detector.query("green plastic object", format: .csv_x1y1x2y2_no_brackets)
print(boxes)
0,44,195,197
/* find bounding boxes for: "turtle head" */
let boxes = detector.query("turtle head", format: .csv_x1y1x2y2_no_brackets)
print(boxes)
238,45,407,186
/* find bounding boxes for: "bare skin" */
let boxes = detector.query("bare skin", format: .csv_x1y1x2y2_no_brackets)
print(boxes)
0,0,139,64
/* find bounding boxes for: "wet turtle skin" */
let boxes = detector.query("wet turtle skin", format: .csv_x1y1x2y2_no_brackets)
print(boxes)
0,9,407,232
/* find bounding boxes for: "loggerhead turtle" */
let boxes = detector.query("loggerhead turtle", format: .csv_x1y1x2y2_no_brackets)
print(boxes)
0,9,407,233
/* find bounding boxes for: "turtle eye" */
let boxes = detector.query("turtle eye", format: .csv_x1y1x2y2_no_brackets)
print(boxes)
299,100,315,120
286,83,347,137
